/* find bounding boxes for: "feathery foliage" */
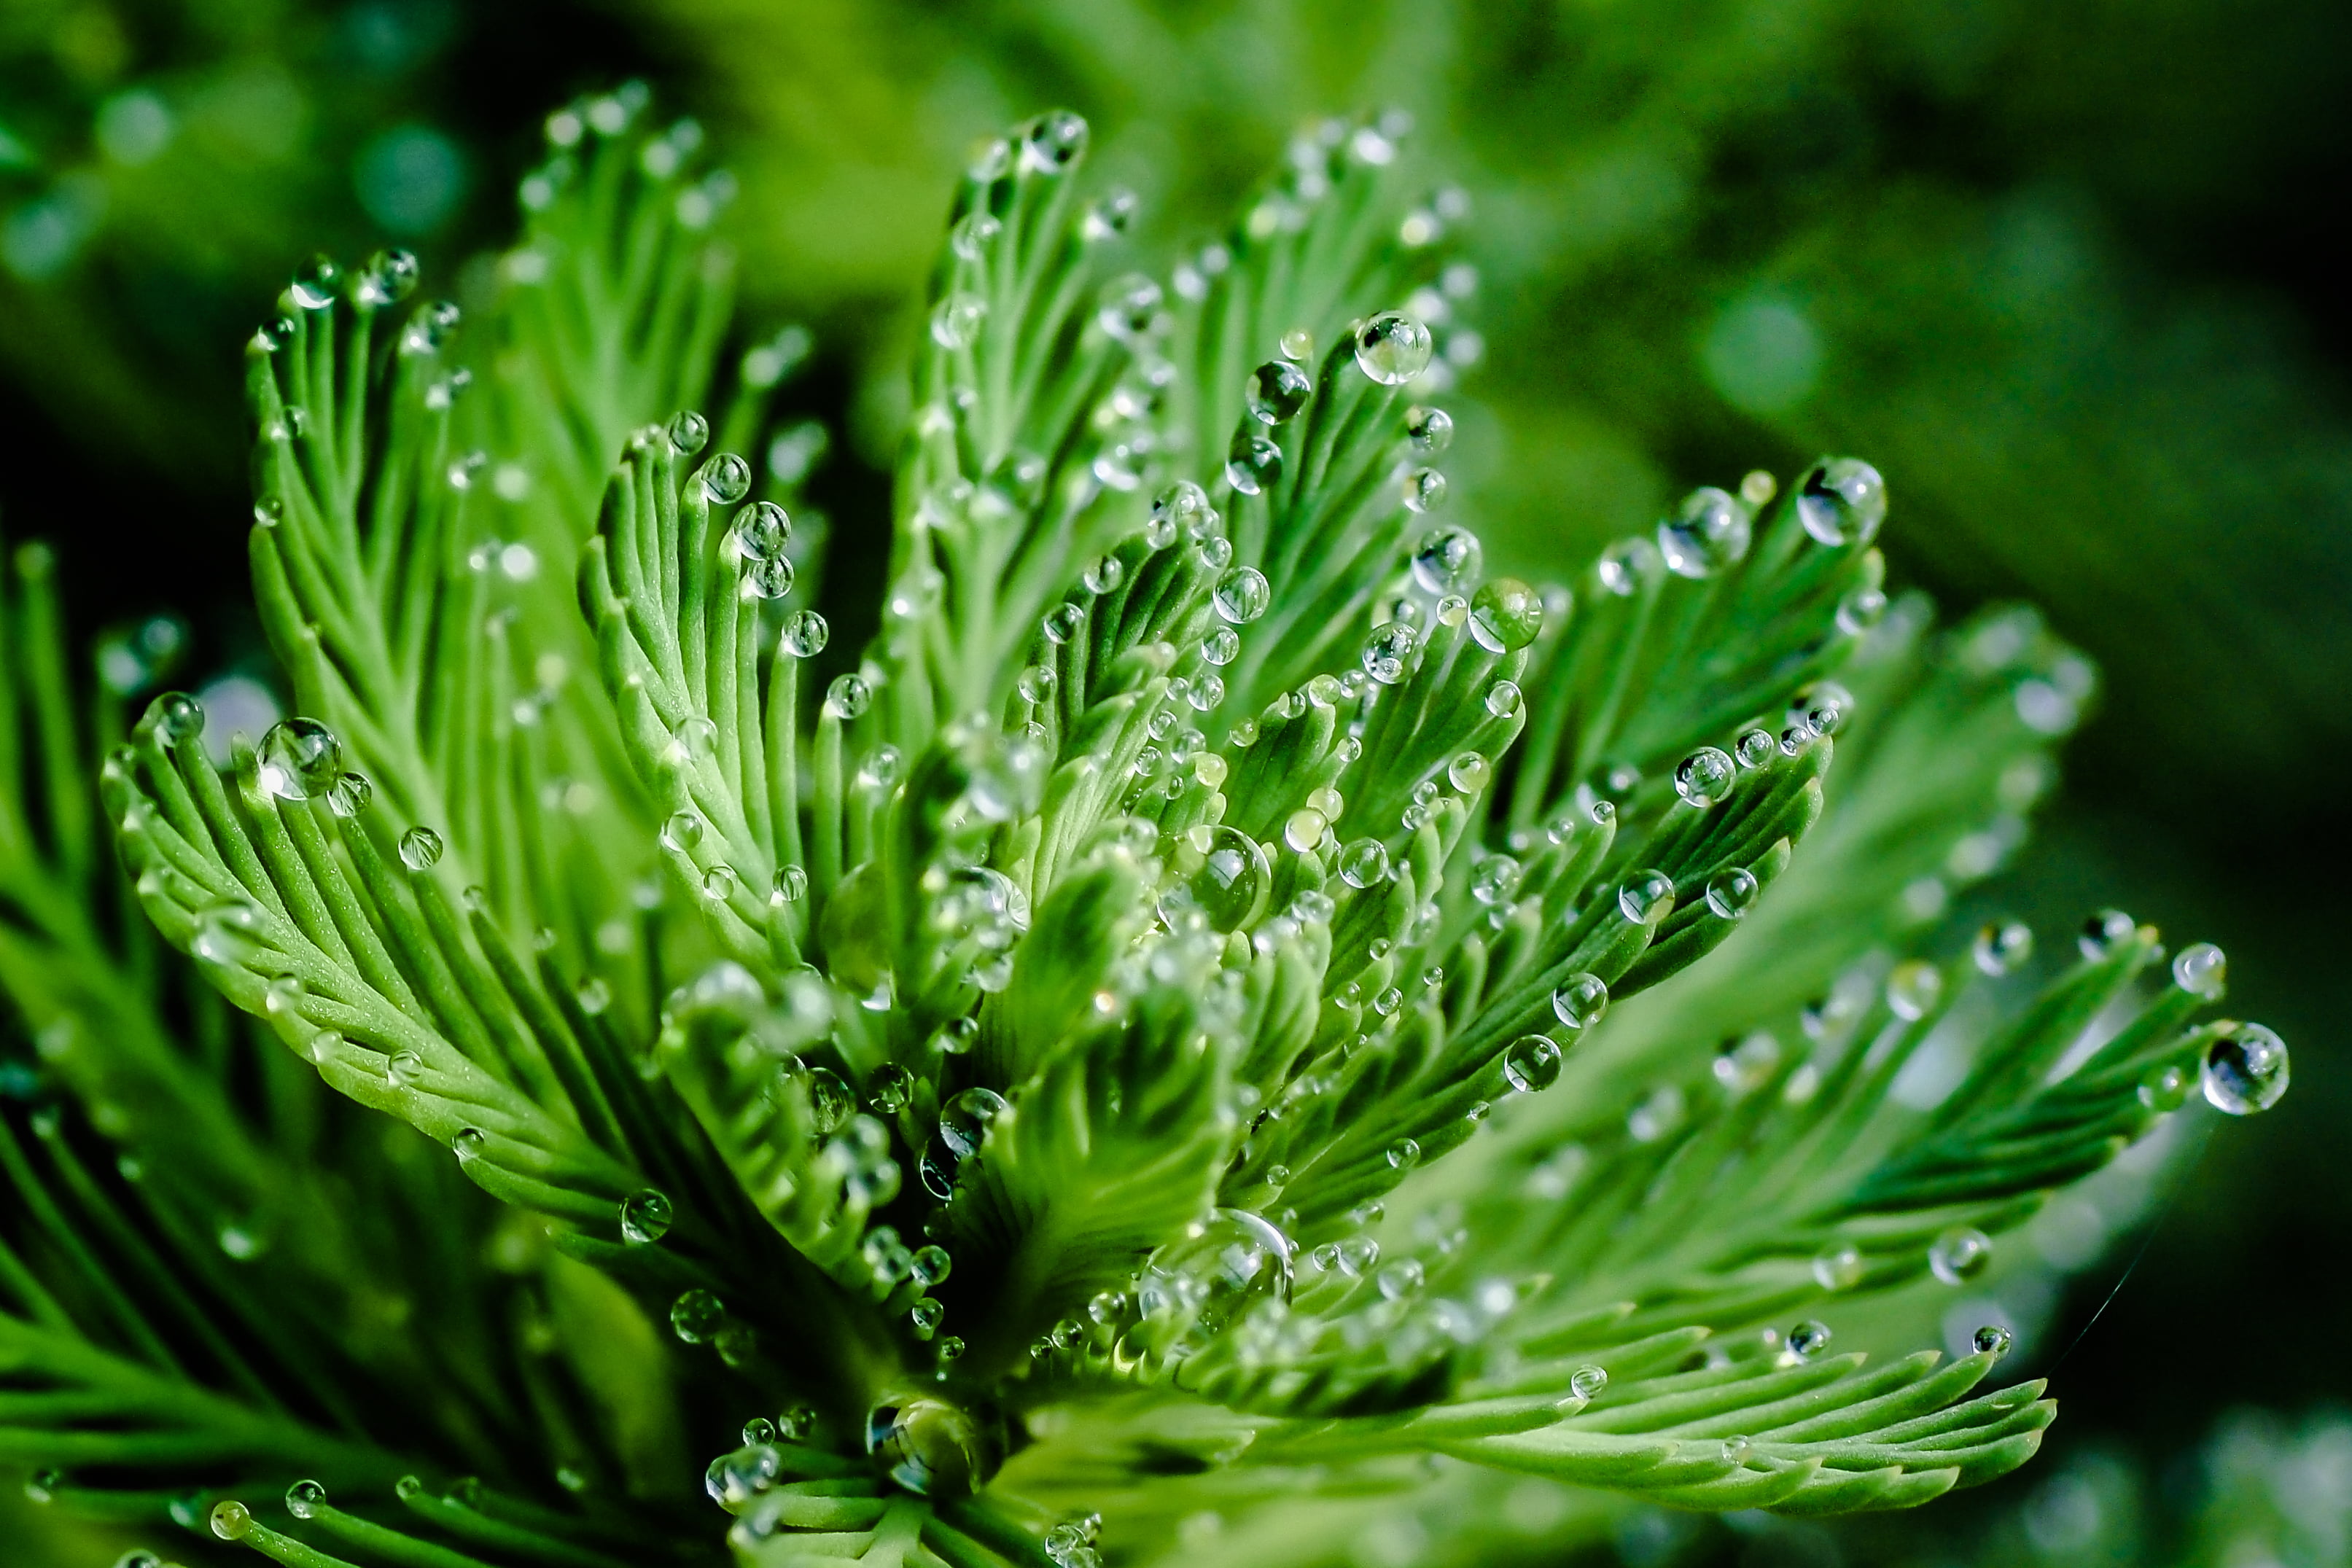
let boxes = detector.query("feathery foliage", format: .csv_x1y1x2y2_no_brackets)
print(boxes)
0,90,2289,1568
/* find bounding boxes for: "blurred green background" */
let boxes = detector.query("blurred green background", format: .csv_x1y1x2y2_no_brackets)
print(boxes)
3,1,2348,1562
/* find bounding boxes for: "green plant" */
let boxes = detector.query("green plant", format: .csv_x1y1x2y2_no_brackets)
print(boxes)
0,90,2289,1568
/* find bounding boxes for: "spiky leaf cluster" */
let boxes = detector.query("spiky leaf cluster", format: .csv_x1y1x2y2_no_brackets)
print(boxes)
0,90,2287,1568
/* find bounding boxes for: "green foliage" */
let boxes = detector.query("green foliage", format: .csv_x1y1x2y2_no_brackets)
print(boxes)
0,88,2289,1568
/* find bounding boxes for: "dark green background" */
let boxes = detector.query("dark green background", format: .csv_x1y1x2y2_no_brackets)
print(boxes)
3,1,2346,1560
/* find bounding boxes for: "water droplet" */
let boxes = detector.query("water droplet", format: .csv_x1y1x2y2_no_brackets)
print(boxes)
802,1067,854,1134
1401,467,1448,513
1330,838,1390,892
1354,620,1418,686
2079,909,2135,960
385,1050,424,1088
661,811,706,856
257,718,343,800
621,1188,674,1244
1406,405,1453,453
1972,1324,2013,1357
951,212,1002,260
1674,747,1735,808
2138,1062,2189,1112
826,674,873,720
1657,486,1751,579
1149,481,1215,547
1570,1365,1608,1400
1277,808,1324,854
1385,1137,1421,1171
1811,1241,1864,1292
771,865,809,905
1787,681,1853,738
1597,537,1660,596
868,1394,992,1499
1617,868,1674,925
399,826,444,871
930,292,986,350
1199,628,1241,668
910,1244,952,1287
1080,554,1126,598
285,1479,326,1520
1713,1031,1781,1094
697,453,753,506
1928,1226,1990,1285
1468,577,1543,652
1097,272,1163,339
1042,601,1086,645
1354,311,1434,385
742,1417,777,1448
320,772,371,819
1448,752,1490,793
1786,1319,1831,1359
1837,586,1888,635
291,254,341,309
1021,110,1089,174
911,1298,946,1335
1551,972,1609,1031
1973,920,2033,976
1795,459,1888,547
1409,525,1481,595
1705,867,1760,919
1162,824,1272,932
1503,1034,1562,1093
149,690,206,744
735,501,790,564
1224,432,1282,496
1246,359,1312,424
1376,1257,1425,1297
2203,1024,2289,1115
938,1087,1010,1160
1885,960,1942,1021
776,610,828,659
209,1500,253,1541
2172,941,2227,1000
670,1289,725,1343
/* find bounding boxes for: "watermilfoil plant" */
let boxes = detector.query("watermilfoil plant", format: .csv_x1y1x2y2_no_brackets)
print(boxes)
0,91,2289,1568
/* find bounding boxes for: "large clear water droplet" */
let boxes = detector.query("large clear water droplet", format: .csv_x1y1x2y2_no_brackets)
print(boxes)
1245,359,1312,424
1361,622,1417,684
2202,1024,2289,1114
291,254,341,310
867,1395,991,1498
257,719,343,800
1705,867,1759,919
938,1087,1010,1160
399,827,444,871
1551,972,1608,1031
1406,405,1453,453
1353,311,1433,385
1656,486,1750,579
1468,577,1543,652
1409,525,1481,595
1795,459,1888,547
1617,869,1673,925
1786,1319,1831,1359
1503,1034,1562,1093
697,453,753,506
620,1188,674,1244
1213,567,1271,625
1162,824,1270,932
1674,747,1735,808
1885,959,1943,1021
2172,941,2227,1000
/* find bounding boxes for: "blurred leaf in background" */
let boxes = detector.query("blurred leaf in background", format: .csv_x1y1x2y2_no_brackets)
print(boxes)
3,0,2348,1562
